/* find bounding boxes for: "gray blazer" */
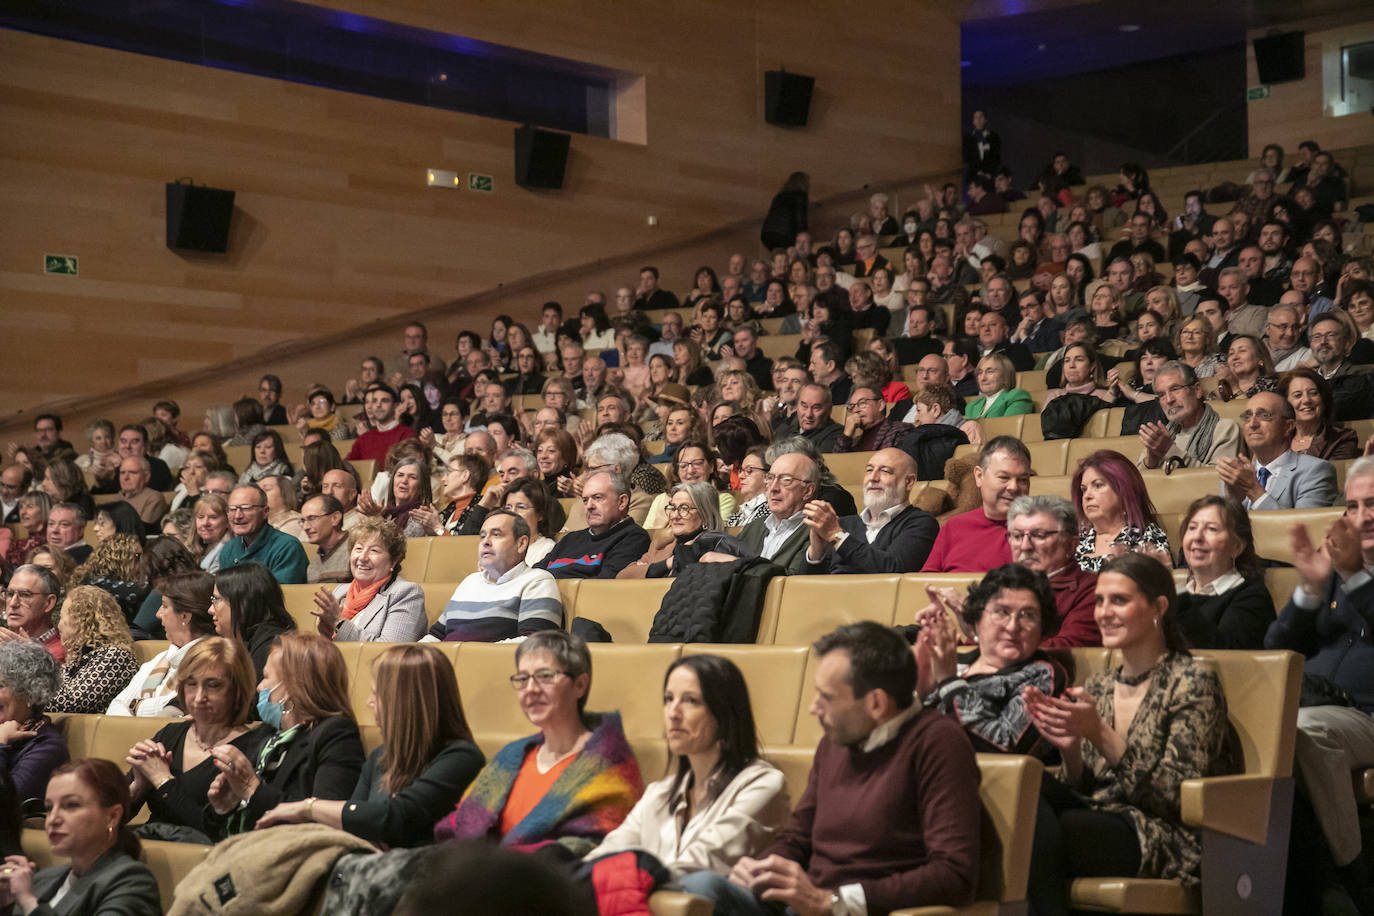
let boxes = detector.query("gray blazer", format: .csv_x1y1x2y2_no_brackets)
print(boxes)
330,576,428,642
1240,450,1340,511
23,850,160,916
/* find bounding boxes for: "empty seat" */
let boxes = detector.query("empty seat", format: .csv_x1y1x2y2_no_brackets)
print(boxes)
398,537,435,581
585,645,686,740
1066,436,1143,471
420,581,463,627
1250,507,1345,562
770,575,902,647
425,536,482,581
570,578,673,643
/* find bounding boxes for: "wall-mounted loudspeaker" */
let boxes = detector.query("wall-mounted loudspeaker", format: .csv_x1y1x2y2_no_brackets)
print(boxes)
165,181,235,253
764,70,814,127
1253,31,1305,84
514,125,571,190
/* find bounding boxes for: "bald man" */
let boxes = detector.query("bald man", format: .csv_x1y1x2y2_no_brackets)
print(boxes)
801,448,938,574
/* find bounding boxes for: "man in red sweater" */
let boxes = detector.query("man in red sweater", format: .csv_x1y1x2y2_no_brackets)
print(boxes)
922,436,1031,572
1007,494,1100,648
680,622,982,914
346,384,415,463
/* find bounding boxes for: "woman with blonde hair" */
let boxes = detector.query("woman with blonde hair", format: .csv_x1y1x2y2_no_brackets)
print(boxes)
25,544,78,592
1043,342,1113,407
1086,280,1127,340
195,494,232,573
715,369,762,413
126,636,259,841
257,643,484,848
73,532,148,627
965,353,1033,419
1,492,51,567
673,339,714,388
1173,316,1221,378
202,632,365,837
48,586,138,714
1214,335,1277,402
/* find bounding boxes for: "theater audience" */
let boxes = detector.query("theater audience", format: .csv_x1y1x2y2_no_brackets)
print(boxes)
915,563,1068,759
311,517,425,643
923,437,1030,572
801,448,937,574
125,637,259,842
239,430,292,485
1073,450,1170,572
1006,495,1100,647
0,639,67,802
3,759,161,914
1174,496,1275,649
256,643,484,848
210,562,296,679
108,570,216,718
1214,335,1277,401
72,532,148,631
1280,368,1361,461
587,655,788,878
202,633,365,837
680,622,981,913
1174,316,1221,378
735,452,818,574
1025,554,1234,915
433,631,641,852
1217,391,1338,510
644,441,735,529
48,586,137,715
426,510,562,641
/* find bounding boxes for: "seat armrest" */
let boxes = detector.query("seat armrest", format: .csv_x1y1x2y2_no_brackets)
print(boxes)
649,890,714,916
1180,775,1274,844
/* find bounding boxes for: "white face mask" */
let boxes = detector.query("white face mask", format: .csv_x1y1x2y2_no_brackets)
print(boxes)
903,221,917,234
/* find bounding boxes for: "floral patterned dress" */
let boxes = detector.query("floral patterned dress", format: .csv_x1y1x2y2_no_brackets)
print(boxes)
1072,652,1235,885
1076,524,1170,573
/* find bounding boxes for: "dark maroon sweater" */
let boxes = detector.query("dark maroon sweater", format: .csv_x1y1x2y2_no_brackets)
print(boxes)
766,707,981,913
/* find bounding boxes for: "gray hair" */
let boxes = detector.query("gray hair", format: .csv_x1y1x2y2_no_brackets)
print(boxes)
12,564,61,599
231,482,267,506
585,470,631,501
205,406,236,439
499,447,539,475
585,433,640,473
1007,495,1077,534
0,640,62,713
1218,267,1247,286
53,502,88,526
515,630,592,717
765,436,837,486
1154,360,1198,386
1346,456,1374,491
206,470,238,489
672,481,724,532
266,475,298,512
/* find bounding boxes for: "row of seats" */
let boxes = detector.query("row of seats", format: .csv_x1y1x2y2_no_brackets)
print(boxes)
47,644,1303,915
273,558,1312,650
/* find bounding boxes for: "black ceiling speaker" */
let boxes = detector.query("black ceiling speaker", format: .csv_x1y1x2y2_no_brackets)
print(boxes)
514,125,570,190
764,70,814,127
165,180,235,252
1253,31,1306,84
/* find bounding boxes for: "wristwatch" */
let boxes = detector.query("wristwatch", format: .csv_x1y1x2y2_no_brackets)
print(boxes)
829,891,844,915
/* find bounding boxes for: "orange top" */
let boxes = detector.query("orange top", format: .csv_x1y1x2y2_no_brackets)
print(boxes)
498,746,575,837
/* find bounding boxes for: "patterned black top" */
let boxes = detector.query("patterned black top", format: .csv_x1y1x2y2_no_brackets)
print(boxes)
1076,524,1170,573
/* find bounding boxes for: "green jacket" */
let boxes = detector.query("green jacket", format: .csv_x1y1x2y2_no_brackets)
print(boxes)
218,524,309,584
965,388,1034,419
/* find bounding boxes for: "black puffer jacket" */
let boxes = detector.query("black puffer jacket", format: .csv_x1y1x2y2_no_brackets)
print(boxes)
648,557,783,644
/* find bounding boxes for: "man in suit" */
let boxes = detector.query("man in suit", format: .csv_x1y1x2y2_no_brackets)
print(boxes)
1265,458,1374,908
735,452,818,574
977,312,1035,372
1217,391,1338,510
800,448,937,574
1009,289,1063,354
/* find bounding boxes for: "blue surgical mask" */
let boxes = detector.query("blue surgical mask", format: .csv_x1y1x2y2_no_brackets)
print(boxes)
257,685,284,729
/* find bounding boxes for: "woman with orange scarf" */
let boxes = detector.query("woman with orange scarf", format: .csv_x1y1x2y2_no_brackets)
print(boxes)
310,517,427,642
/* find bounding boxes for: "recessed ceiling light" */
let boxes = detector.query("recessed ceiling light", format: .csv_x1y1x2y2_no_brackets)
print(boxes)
1120,23,1140,32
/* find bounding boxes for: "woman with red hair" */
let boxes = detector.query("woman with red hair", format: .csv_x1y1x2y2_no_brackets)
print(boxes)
1071,450,1171,572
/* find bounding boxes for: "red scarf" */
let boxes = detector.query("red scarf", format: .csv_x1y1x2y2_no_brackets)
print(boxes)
341,577,387,620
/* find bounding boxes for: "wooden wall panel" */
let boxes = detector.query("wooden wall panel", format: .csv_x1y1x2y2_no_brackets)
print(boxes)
0,0,961,432
1246,15,1374,156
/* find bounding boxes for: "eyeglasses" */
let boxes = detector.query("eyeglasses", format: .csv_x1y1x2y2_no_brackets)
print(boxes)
985,606,1042,628
1309,331,1344,343
738,465,766,478
665,504,700,518
676,459,709,471
846,397,881,411
1267,323,1299,333
1157,384,1194,399
764,473,807,488
1238,410,1281,423
1007,528,1062,544
509,669,567,690
1,589,41,604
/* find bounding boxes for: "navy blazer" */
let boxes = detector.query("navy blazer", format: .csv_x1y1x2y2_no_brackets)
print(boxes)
800,505,940,574
1240,450,1339,510
1266,572,1374,712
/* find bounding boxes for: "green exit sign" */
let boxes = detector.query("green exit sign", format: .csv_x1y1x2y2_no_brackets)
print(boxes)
1247,85,1270,101
468,172,494,193
44,254,78,276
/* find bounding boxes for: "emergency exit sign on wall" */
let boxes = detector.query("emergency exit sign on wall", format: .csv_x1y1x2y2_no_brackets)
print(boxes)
468,173,494,193
1247,85,1270,101
44,254,78,276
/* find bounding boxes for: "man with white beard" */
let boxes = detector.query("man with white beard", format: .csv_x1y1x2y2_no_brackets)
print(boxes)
799,447,938,573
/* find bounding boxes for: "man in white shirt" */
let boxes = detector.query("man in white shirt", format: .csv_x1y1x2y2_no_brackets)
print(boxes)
1218,391,1338,510
0,465,26,525
735,452,817,573
531,302,562,355
1266,299,1314,372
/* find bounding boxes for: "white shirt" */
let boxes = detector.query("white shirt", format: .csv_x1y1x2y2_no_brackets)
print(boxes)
1180,569,1244,596
532,328,559,354
760,511,805,559
1273,347,1313,373
1245,450,1291,510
